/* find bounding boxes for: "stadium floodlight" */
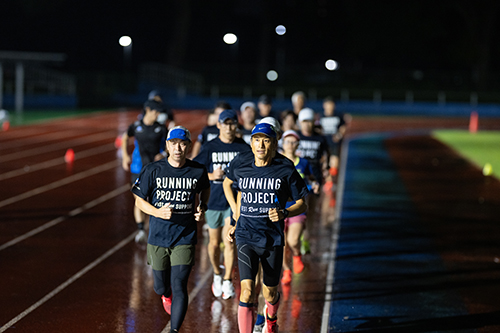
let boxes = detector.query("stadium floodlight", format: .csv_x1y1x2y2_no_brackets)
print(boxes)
266,70,278,81
275,25,286,36
223,33,238,45
119,36,132,47
325,59,338,71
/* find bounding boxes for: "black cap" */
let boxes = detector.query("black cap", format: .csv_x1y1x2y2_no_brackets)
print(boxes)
143,100,164,112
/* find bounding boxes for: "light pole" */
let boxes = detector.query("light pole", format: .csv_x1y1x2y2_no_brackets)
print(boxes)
119,36,132,68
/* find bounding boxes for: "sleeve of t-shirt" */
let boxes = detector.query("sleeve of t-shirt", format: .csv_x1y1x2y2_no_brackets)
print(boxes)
225,153,240,182
193,145,208,167
127,123,136,137
131,164,154,200
288,168,309,201
197,126,209,145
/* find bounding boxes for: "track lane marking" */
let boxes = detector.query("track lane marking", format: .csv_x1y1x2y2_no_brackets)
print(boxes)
0,232,136,333
0,184,130,251
0,160,119,208
320,137,349,333
0,143,117,181
1,131,116,162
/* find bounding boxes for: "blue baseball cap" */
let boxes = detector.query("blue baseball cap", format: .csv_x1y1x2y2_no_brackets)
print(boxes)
219,109,238,123
167,126,191,141
251,122,277,139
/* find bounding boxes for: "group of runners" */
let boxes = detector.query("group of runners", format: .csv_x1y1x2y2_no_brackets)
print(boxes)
121,91,347,333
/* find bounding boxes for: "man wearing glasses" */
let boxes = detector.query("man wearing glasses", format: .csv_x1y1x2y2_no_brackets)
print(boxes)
194,109,251,299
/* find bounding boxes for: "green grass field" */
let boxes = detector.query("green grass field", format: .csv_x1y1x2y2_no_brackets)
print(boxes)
3,109,107,127
433,130,500,179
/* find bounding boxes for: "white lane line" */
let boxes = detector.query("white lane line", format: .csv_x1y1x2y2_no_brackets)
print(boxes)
1,131,115,162
0,160,119,208
0,184,130,251
0,143,117,181
0,129,92,151
320,138,349,333
161,268,214,333
0,232,136,333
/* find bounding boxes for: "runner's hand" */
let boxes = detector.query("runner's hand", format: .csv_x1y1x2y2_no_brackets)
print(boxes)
212,166,225,180
157,203,172,220
268,208,281,222
226,226,236,242
194,204,205,222
122,154,131,171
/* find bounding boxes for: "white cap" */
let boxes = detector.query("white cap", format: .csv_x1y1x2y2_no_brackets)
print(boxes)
240,101,256,112
282,130,300,140
259,116,281,134
298,108,315,122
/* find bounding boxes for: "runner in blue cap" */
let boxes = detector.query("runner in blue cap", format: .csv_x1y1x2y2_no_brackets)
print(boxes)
132,125,210,333
225,122,309,333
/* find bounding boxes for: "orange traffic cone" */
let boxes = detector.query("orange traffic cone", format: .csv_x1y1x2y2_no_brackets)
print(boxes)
64,148,75,163
114,135,123,149
469,111,478,133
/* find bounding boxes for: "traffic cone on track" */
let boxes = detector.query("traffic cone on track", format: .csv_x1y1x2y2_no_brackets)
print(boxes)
64,149,75,163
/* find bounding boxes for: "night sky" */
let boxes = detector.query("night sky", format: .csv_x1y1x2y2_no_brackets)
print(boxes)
1,1,500,78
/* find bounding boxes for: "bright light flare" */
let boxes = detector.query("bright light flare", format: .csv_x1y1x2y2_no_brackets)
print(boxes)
325,59,338,71
275,25,286,35
223,33,238,45
119,36,132,47
266,70,278,81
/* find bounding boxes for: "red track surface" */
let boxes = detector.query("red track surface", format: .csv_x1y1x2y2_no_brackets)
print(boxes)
0,110,334,333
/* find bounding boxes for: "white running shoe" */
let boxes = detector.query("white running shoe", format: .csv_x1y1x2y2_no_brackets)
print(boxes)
253,322,265,333
135,230,147,243
212,274,223,297
221,279,235,299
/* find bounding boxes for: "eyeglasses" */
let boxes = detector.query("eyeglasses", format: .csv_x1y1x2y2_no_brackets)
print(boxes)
221,122,237,128
283,140,299,146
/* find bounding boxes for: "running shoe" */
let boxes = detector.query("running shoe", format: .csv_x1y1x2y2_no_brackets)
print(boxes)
221,279,235,299
281,269,292,285
253,322,265,333
263,305,279,333
293,255,304,274
212,274,223,297
161,294,172,315
135,229,147,243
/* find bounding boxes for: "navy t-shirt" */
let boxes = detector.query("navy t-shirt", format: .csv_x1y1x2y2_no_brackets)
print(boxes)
193,137,251,210
226,153,308,249
297,133,329,182
196,125,219,146
131,158,210,248
127,120,167,171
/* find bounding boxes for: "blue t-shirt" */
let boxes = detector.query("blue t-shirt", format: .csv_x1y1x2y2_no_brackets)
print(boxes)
131,158,210,248
226,153,308,249
193,137,251,210
297,133,329,182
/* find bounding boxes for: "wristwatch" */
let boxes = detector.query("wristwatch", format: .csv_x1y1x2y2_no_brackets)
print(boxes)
280,209,289,219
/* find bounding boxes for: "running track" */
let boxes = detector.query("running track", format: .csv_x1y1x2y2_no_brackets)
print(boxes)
2,111,500,332
0,110,333,333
